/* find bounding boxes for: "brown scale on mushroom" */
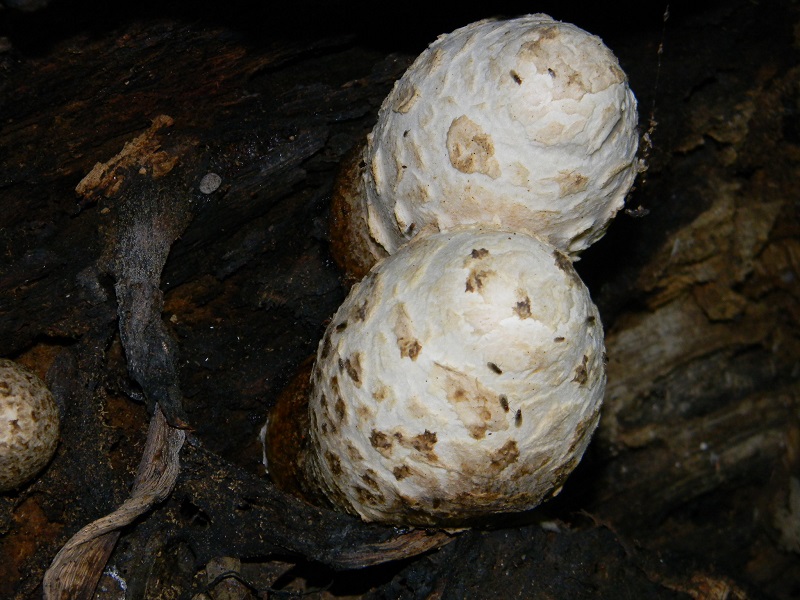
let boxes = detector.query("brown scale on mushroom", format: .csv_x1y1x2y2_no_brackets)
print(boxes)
465,268,493,292
573,354,589,385
345,441,362,462
489,440,520,472
369,429,393,457
514,295,533,319
343,353,363,387
393,465,412,480
334,396,346,422
353,485,385,507
393,303,423,360
435,361,509,440
555,170,590,196
361,469,381,491
325,451,342,476
410,430,437,455
394,429,439,463
271,205,609,526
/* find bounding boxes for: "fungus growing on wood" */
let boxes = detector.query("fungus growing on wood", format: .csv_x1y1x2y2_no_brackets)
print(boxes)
265,229,605,526
0,359,60,492
331,14,640,279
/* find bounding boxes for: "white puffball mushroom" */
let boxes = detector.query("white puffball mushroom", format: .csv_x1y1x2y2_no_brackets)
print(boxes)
0,359,60,492
288,228,605,526
331,14,639,279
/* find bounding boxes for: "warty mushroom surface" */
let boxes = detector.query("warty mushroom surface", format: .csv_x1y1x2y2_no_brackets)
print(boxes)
331,14,640,278
0,359,60,492
301,228,605,526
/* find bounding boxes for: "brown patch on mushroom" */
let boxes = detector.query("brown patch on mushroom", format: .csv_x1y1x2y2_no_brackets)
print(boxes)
394,429,439,462
555,170,589,196
372,385,388,402
572,355,589,385
411,430,438,457
393,303,422,361
320,331,332,360
346,441,363,462
553,250,572,273
470,248,489,259
399,339,422,360
344,353,363,387
325,451,342,476
514,295,532,319
393,465,411,480
361,469,381,491
434,363,508,439
370,429,393,455
490,440,520,471
356,404,371,421
465,268,493,292
393,82,419,114
567,403,602,455
553,250,580,284
334,396,346,422
446,115,501,179
411,430,437,451
353,485,385,507
354,300,368,321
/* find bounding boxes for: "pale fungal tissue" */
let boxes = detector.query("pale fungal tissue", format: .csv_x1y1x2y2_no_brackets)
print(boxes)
303,229,606,526
331,14,640,278
264,14,635,527
0,359,60,492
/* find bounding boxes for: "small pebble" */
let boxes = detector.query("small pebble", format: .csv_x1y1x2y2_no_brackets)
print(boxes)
199,173,222,194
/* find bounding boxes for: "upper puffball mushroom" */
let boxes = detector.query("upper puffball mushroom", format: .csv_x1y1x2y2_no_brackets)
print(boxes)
331,14,639,278
266,228,605,526
0,359,60,492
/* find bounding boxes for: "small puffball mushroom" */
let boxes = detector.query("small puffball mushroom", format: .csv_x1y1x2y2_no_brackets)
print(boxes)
331,14,639,278
0,359,60,492
267,228,605,526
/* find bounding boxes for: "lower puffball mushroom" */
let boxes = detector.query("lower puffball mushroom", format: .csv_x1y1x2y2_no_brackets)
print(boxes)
264,228,605,526
331,14,640,279
0,359,60,492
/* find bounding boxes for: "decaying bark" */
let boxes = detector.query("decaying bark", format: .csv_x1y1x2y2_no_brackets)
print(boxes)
0,1,798,598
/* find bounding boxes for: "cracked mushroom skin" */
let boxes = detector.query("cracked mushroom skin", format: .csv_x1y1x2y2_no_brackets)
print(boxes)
0,359,60,492
331,14,639,279
302,228,605,526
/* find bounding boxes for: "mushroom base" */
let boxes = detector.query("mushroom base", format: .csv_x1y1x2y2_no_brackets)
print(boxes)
263,357,323,505
329,141,388,283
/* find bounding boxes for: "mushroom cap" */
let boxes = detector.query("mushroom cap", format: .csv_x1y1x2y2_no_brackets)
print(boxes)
346,14,638,270
0,359,60,492
306,228,605,526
